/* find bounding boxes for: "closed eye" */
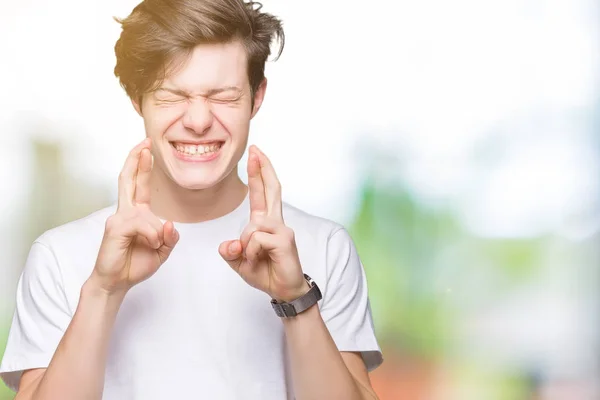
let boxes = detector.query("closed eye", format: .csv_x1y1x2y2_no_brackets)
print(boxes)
155,94,187,103
154,88,188,104
209,94,243,104
157,97,186,104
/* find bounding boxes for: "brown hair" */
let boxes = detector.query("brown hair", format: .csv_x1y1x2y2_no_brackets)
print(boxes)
113,0,284,105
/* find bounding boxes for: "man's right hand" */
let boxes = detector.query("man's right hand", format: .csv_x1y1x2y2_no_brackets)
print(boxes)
89,137,180,295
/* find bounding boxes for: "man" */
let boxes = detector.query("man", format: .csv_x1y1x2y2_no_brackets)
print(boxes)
0,0,383,399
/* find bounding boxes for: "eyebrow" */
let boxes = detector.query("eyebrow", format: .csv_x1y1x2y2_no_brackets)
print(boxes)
155,86,242,97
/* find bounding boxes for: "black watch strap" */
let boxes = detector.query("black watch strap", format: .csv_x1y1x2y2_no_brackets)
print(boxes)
271,274,322,318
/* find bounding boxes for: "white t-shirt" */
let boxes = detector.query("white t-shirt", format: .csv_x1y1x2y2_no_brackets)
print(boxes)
0,194,383,399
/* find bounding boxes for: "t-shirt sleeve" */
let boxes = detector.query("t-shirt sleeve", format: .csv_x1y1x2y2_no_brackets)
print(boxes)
0,241,72,392
319,227,383,372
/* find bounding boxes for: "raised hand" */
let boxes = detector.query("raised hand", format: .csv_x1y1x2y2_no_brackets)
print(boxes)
90,138,180,294
218,146,308,303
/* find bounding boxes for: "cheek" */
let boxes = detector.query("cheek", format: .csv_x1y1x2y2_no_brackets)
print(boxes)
143,104,187,136
211,104,251,138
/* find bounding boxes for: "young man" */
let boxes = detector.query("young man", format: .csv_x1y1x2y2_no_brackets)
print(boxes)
0,1,383,399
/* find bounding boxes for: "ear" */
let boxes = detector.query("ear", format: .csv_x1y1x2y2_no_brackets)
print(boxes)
131,97,143,117
250,78,268,119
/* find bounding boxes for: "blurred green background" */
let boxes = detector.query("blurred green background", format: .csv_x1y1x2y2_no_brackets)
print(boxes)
1,0,599,399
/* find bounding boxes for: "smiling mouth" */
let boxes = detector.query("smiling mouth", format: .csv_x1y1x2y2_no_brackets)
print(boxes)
170,141,224,157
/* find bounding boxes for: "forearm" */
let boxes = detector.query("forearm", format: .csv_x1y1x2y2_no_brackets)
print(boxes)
283,305,376,400
19,279,125,400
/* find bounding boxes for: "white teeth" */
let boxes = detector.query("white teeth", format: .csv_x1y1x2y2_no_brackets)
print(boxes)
174,142,222,156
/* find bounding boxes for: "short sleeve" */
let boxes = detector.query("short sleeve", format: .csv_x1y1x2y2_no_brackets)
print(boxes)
0,241,72,392
319,227,383,371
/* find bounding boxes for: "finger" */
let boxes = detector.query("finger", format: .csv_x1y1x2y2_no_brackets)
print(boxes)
137,220,163,250
247,146,267,220
253,146,283,221
157,221,179,263
239,222,258,250
105,213,161,249
134,147,153,205
118,138,151,210
245,231,278,264
219,239,243,272
128,218,162,249
140,209,165,245
239,215,281,249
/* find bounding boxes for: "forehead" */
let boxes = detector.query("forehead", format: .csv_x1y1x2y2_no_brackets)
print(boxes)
164,40,249,91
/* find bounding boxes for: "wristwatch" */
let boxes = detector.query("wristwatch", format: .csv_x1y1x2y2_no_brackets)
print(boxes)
271,274,322,318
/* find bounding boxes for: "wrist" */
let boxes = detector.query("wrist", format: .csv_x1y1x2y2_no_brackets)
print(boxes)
72,278,127,331
271,274,322,318
275,279,311,303
83,275,128,304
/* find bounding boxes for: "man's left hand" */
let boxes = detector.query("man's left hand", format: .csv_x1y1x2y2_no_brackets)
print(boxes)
218,145,309,303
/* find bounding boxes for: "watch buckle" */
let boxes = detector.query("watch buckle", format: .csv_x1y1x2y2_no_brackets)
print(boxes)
271,300,298,318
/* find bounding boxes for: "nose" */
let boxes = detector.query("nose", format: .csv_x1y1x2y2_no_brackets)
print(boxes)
181,98,214,135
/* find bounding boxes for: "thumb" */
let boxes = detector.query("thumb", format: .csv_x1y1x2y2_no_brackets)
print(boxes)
219,240,243,272
157,221,179,263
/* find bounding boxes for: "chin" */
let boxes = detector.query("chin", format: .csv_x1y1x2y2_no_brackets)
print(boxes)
167,161,239,190
170,173,224,191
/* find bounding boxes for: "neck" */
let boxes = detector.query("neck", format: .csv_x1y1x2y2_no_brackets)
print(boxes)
148,167,248,223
